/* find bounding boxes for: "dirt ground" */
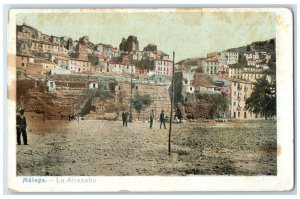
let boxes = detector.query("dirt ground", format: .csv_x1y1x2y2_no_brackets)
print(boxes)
16,113,277,176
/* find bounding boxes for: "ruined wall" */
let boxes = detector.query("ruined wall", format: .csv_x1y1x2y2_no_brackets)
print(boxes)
23,88,76,119
115,82,171,121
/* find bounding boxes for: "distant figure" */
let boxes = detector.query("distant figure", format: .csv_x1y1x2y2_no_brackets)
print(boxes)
160,110,167,129
122,110,128,127
16,109,28,145
175,108,183,123
149,110,154,128
126,112,130,124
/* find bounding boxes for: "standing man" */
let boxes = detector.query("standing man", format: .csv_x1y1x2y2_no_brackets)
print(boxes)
16,109,28,145
149,110,154,128
122,110,128,127
160,110,167,129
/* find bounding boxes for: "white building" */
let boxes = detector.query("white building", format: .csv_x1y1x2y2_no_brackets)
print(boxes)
221,50,239,65
106,62,136,74
88,80,99,89
181,69,196,95
51,67,71,75
68,58,91,73
47,80,56,91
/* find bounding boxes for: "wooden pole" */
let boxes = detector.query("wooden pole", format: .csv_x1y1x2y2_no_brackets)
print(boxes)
168,51,175,156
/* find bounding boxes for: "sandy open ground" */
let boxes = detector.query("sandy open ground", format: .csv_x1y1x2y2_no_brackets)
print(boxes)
16,113,277,176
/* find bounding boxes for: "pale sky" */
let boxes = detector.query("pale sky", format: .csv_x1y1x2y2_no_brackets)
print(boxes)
16,10,276,61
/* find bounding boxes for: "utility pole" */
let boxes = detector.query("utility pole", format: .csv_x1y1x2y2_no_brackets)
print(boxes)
168,51,175,156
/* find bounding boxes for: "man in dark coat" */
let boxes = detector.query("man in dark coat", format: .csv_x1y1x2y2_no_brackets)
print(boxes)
149,110,154,128
160,110,166,129
16,109,28,145
122,110,128,127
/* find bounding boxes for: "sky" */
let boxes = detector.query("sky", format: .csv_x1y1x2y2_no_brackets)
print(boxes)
16,10,276,61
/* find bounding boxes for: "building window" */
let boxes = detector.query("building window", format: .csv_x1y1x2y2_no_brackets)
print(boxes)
233,102,236,106
190,87,193,91
136,86,138,90
21,63,25,66
93,83,96,88
50,82,54,88
238,112,240,118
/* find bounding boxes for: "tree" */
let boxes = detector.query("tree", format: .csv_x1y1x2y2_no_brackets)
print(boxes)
245,77,276,120
202,94,229,119
212,94,230,118
131,92,152,120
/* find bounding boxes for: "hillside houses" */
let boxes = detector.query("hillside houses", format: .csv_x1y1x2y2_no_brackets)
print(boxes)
16,23,174,82
16,23,276,121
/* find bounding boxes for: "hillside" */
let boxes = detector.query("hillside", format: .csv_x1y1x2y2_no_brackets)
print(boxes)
177,38,276,65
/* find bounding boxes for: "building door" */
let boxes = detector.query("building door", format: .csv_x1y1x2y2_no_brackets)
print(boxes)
234,112,236,118
244,112,247,119
238,112,240,118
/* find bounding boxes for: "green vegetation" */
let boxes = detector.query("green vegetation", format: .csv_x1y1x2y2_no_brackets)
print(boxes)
245,77,276,120
132,58,155,70
211,94,230,118
89,57,100,66
131,92,152,120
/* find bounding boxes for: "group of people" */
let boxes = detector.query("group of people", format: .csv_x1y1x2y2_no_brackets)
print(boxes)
16,108,171,145
122,109,167,129
151,109,167,129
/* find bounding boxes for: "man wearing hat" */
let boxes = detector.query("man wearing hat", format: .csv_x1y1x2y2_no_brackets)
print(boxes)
16,109,28,145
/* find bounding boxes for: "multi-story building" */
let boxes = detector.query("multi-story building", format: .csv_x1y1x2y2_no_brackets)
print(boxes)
16,54,34,69
219,77,255,119
228,66,243,79
50,35,60,44
221,50,239,65
68,58,91,73
16,54,35,80
203,58,219,74
34,59,56,74
31,40,59,54
106,61,135,74
135,67,149,75
242,67,264,82
154,59,173,76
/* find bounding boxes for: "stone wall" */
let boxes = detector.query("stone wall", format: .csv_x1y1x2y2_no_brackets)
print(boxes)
20,78,171,121
115,82,171,121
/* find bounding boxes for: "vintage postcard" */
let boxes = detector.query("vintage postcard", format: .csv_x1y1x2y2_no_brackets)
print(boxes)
7,8,294,192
